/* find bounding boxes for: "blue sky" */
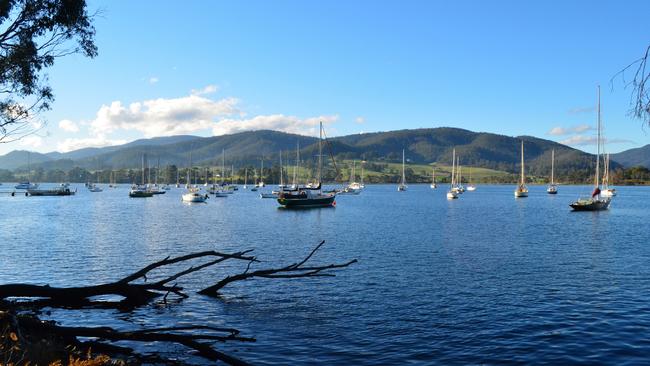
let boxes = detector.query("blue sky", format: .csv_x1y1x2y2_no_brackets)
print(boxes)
8,0,650,155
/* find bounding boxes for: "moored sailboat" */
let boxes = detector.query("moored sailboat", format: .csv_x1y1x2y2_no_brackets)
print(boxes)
570,86,611,211
547,149,558,194
430,167,437,189
601,153,616,197
397,149,408,192
447,149,458,199
514,141,529,198
277,122,336,208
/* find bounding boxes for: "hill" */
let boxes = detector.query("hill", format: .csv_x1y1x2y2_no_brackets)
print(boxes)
611,144,650,168
0,128,611,181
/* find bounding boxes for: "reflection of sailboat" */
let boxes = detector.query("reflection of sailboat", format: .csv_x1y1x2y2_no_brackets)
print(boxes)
570,86,611,211
514,141,529,198
397,150,407,192
601,153,616,197
547,149,558,194
277,122,336,208
446,149,458,199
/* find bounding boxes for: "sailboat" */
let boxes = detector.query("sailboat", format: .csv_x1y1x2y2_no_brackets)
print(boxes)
455,158,465,193
397,149,408,191
547,149,558,194
129,155,154,197
601,153,616,197
466,166,476,191
15,152,39,190
359,161,366,189
251,168,258,191
175,169,180,188
243,168,248,189
570,86,611,211
257,158,266,187
447,149,458,199
341,160,362,194
148,158,165,194
88,159,103,192
209,149,229,196
277,122,336,208
514,141,529,198
265,153,285,198
430,167,437,189
182,150,208,203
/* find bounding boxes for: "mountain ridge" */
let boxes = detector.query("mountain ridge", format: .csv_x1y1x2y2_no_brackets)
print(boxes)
0,128,632,177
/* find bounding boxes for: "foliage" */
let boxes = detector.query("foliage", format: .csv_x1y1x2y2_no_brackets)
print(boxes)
0,0,97,142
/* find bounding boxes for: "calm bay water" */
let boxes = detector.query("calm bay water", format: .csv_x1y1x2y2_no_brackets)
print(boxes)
1,183,650,364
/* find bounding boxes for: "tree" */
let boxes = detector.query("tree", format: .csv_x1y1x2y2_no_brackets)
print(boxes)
615,44,650,126
0,0,97,143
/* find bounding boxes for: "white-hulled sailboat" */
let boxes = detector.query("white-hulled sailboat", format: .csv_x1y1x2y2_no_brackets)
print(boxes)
182,150,207,203
340,160,362,195
430,167,437,189
570,86,611,211
601,153,616,197
447,149,458,199
547,149,558,194
514,141,529,197
466,166,476,191
397,149,407,191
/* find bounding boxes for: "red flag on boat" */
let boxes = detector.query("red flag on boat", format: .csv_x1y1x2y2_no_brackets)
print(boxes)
591,187,601,198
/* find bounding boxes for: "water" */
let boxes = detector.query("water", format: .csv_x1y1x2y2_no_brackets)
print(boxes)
1,184,649,364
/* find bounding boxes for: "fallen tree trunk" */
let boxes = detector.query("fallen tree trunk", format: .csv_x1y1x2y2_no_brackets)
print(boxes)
0,241,357,364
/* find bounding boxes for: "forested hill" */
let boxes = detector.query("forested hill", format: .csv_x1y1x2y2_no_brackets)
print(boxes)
0,128,616,178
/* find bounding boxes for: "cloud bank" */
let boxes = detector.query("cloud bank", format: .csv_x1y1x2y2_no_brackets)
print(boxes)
55,86,340,152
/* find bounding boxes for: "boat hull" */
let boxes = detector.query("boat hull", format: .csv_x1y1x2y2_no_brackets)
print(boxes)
129,191,154,198
28,189,75,196
277,195,335,208
514,190,528,197
446,191,458,199
570,198,611,211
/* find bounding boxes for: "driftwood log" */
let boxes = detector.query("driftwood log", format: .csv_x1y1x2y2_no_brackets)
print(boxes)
0,241,357,365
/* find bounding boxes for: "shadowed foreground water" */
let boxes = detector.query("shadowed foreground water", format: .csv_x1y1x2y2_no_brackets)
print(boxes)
1,183,649,364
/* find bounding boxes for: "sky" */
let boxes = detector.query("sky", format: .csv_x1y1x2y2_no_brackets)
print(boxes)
6,0,650,155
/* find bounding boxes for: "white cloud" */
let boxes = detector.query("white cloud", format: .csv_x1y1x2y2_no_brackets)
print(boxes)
56,88,339,152
58,119,80,133
191,84,218,96
57,135,128,153
21,135,43,148
355,116,365,124
212,114,339,136
560,135,634,146
149,77,159,84
548,124,594,136
89,95,240,138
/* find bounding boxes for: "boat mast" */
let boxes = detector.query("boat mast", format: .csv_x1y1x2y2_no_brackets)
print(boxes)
551,149,555,185
451,149,456,188
187,151,192,187
318,121,323,185
401,149,405,185
142,154,146,186
280,152,283,186
520,141,525,186
221,149,225,186
293,141,299,186
596,85,601,189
